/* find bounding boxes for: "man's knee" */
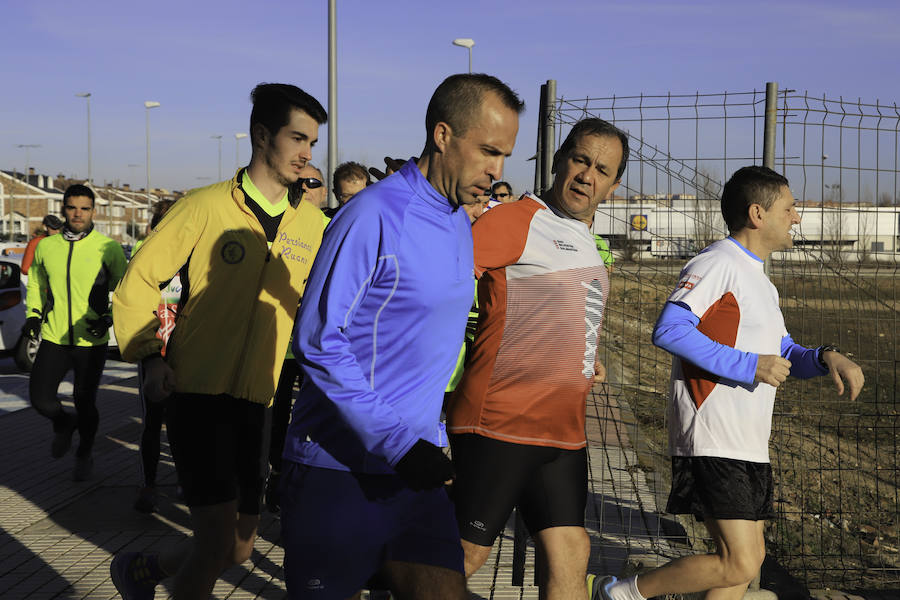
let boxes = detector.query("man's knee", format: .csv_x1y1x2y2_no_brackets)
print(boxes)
536,526,590,570
721,545,765,586
461,539,492,577
383,561,467,600
189,503,240,557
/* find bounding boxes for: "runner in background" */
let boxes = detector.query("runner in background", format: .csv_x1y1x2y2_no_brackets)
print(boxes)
594,234,614,271
444,197,491,399
131,199,178,514
265,164,329,514
25,184,127,481
21,214,63,275
487,180,514,209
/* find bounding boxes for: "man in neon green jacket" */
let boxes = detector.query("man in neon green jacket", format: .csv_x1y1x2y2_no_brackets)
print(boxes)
24,184,127,481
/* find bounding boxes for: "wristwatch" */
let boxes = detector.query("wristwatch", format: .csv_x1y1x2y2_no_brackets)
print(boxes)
817,344,841,370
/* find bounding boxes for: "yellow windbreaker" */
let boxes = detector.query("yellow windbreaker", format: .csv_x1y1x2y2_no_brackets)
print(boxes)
112,171,325,404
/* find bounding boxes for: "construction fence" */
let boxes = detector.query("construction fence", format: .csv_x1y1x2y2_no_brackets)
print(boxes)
532,81,900,592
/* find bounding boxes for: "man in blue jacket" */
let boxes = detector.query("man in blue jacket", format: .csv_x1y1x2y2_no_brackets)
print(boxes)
280,73,523,599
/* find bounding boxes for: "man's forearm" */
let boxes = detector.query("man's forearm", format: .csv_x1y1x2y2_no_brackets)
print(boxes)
652,301,757,384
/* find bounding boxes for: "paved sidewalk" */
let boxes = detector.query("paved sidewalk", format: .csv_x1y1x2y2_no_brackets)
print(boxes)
0,366,688,599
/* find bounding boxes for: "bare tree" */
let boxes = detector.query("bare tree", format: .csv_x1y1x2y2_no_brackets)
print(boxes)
692,169,724,248
823,209,844,265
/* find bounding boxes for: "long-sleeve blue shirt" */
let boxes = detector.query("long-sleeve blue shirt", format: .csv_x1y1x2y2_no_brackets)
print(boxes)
282,160,475,474
652,241,828,384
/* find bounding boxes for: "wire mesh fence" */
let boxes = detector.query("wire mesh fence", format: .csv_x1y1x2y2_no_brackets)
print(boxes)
543,84,900,592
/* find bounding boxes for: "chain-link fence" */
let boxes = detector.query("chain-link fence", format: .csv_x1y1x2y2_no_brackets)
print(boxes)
535,82,900,592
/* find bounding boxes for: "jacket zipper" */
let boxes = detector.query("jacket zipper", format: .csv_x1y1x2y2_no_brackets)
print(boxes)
228,196,276,391
66,240,74,345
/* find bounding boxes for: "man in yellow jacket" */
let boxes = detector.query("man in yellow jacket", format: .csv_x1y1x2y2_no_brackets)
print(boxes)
25,184,127,481
110,83,327,600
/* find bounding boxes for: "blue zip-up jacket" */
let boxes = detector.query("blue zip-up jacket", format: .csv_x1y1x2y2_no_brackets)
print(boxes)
283,160,475,474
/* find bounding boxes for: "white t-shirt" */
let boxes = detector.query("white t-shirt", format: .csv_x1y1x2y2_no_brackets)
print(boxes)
666,238,787,463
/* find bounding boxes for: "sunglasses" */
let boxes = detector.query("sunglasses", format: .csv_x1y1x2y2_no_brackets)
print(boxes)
300,177,323,189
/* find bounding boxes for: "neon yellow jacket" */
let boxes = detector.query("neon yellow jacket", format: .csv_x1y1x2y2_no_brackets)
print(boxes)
112,171,325,405
25,229,127,346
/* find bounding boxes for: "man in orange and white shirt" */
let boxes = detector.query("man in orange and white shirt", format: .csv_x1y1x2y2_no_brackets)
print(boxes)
447,118,628,599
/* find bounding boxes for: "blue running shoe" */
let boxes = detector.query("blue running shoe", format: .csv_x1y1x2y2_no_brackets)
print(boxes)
110,552,158,600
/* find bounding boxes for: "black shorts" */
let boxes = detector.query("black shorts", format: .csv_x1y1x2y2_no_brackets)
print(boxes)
450,433,587,546
666,456,775,522
165,393,271,514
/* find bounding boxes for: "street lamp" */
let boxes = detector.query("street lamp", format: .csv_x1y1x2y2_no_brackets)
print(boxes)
144,101,160,226
75,93,92,184
127,163,141,188
452,38,475,73
15,144,41,241
211,135,223,181
234,133,248,171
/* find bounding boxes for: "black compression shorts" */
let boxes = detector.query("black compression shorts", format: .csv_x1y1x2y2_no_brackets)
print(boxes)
165,393,270,514
450,433,587,546
666,456,775,522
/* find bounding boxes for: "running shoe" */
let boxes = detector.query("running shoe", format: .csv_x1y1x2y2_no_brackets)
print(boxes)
73,455,93,481
587,574,616,600
109,552,157,600
51,419,76,458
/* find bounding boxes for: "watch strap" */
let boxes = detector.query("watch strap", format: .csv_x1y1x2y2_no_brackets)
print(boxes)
818,344,840,370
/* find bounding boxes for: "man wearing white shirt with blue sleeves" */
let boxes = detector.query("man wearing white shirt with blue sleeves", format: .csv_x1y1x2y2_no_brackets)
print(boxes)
595,166,864,600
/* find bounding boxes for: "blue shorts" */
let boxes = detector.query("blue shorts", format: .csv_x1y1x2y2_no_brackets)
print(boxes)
279,461,464,599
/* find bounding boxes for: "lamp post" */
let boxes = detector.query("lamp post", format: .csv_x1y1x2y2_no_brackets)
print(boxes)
75,92,92,184
234,133,248,171
127,164,141,241
16,144,41,241
211,135,223,181
144,101,160,226
452,38,475,73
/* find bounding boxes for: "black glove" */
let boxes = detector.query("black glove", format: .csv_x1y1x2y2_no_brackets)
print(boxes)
86,314,113,338
22,317,41,339
394,439,455,491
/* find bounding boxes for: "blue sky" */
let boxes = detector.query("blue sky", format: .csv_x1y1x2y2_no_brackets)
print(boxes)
2,0,898,194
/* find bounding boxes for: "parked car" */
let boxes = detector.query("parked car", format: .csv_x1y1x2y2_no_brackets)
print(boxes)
0,242,28,258
0,256,37,370
0,255,118,372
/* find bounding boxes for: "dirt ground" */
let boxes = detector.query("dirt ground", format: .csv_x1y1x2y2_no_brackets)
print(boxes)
603,257,900,590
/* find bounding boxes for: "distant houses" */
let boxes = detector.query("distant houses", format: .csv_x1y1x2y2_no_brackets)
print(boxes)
0,168,180,244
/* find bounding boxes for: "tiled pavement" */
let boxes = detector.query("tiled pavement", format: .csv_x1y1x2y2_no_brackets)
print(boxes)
1,361,878,599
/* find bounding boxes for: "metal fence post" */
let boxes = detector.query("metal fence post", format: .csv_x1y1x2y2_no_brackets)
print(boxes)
534,83,546,195
541,80,557,197
763,81,779,276
763,81,778,170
